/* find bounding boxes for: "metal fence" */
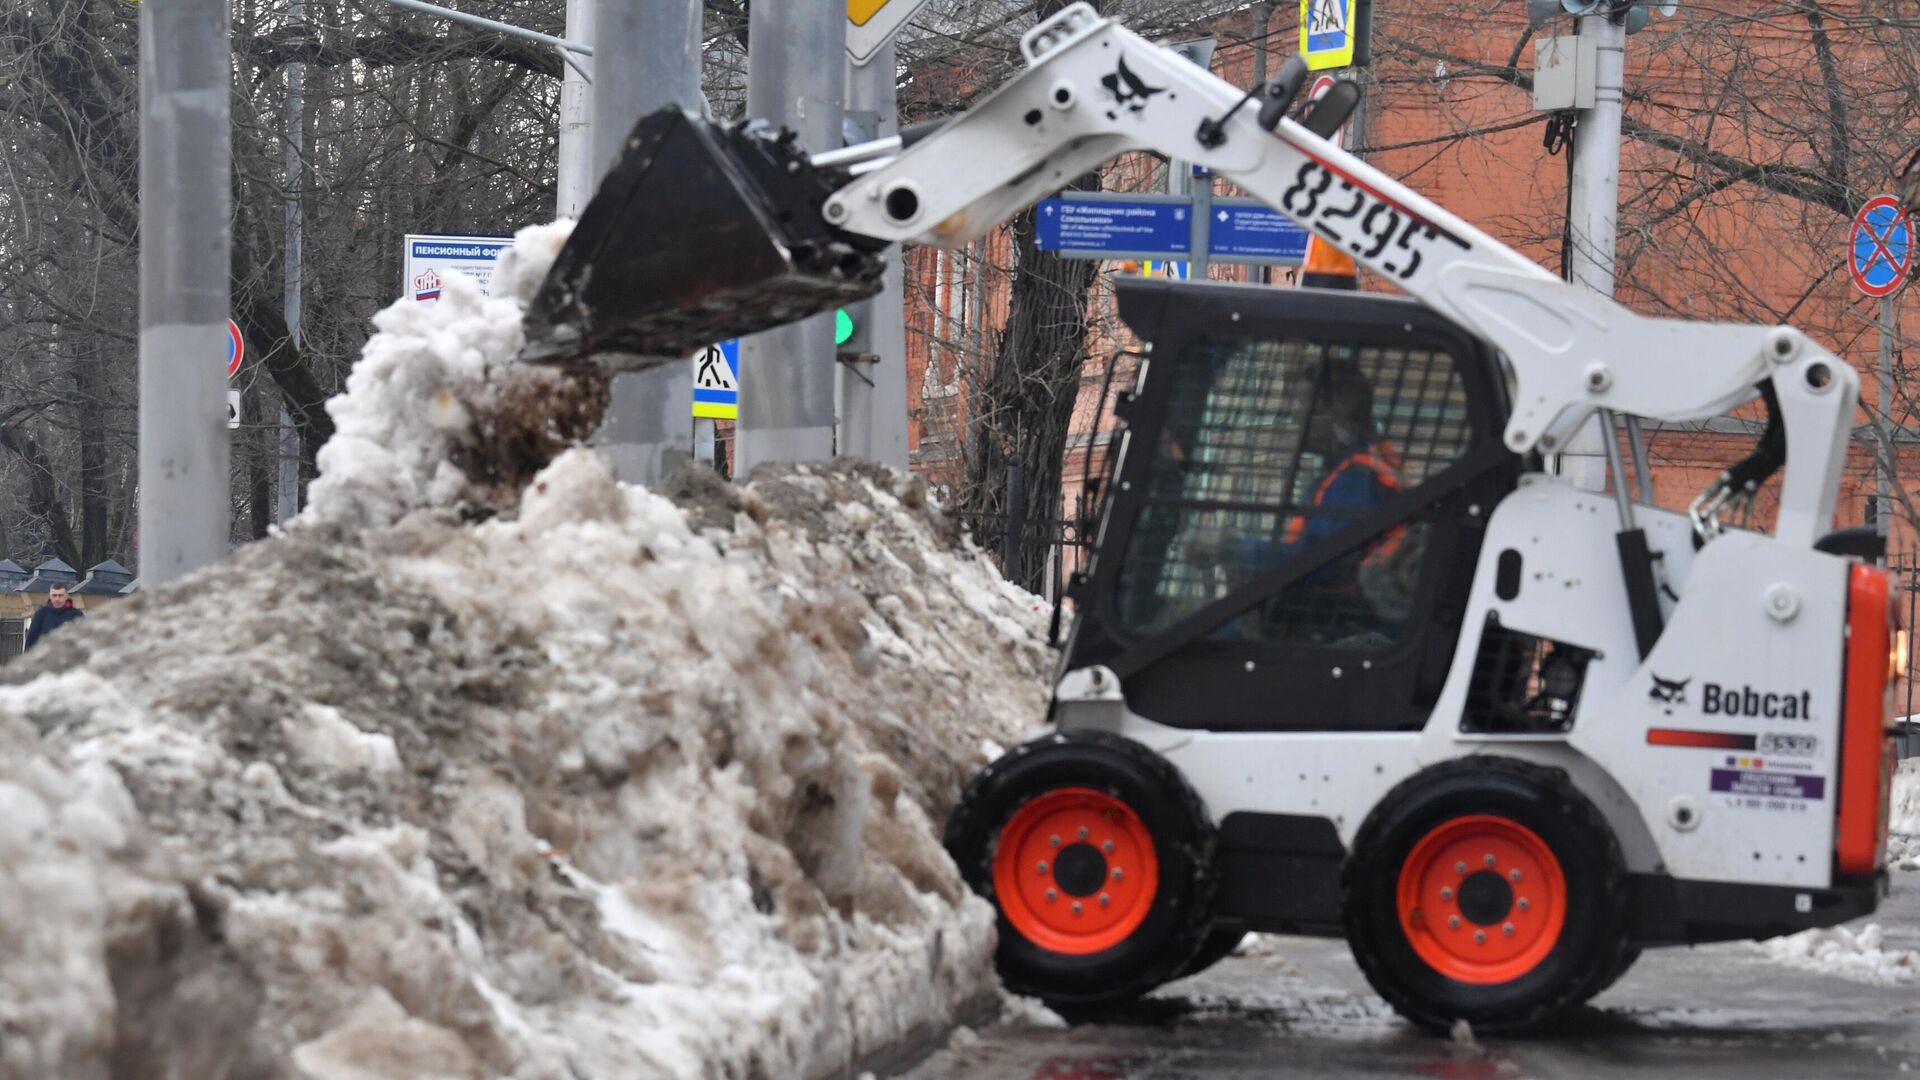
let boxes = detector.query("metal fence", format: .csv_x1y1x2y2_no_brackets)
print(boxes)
958,510,1098,603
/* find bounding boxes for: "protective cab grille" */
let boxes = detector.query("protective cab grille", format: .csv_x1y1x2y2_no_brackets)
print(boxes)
1462,613,1595,734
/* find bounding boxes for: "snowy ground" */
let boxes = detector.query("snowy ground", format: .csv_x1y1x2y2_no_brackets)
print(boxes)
0,225,1054,1080
913,873,1920,1080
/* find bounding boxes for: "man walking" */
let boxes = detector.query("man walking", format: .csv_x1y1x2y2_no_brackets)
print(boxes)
25,584,84,650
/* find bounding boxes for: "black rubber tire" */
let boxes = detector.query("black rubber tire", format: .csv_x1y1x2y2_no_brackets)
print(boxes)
945,729,1216,1009
1172,928,1249,981
1342,756,1629,1035
1591,943,1642,998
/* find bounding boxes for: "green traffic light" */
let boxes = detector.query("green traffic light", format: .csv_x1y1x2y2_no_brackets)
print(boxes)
835,308,855,346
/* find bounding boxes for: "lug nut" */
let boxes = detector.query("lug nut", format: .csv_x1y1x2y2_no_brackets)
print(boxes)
1103,840,1115,854
1503,923,1515,937
1099,893,1110,907
1037,860,1049,874
1509,869,1522,882
1455,861,1468,874
1078,826,1090,840
1448,915,1462,930
1072,901,1083,915
1484,854,1497,867
1440,886,1454,901
1518,898,1530,912
1112,868,1124,881
1050,834,1061,848
1045,889,1057,902
1474,930,1487,944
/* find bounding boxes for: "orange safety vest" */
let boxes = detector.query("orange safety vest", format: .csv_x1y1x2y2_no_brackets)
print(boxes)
1283,440,1407,566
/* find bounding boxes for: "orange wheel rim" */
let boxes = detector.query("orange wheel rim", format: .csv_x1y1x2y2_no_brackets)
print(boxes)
992,787,1160,956
1395,814,1567,985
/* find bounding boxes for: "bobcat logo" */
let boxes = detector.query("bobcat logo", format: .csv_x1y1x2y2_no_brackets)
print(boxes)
1648,674,1690,705
1101,57,1165,117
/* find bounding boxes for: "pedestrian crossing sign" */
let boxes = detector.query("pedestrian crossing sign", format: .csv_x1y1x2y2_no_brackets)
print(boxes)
1301,0,1360,71
692,339,740,420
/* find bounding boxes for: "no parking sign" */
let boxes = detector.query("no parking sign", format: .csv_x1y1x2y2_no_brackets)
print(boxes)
226,318,244,378
1849,195,1912,298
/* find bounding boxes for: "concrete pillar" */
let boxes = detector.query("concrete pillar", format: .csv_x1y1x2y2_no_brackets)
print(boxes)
139,0,232,580
735,0,846,472
588,0,701,487
837,40,908,468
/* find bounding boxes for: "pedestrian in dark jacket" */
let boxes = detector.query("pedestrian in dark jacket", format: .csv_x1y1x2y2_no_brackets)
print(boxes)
25,584,83,649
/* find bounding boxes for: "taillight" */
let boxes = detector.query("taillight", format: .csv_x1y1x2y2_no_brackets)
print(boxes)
1835,565,1897,876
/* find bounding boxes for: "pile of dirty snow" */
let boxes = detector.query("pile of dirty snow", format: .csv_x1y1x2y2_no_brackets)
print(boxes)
0,222,1054,1080
1891,758,1920,871
1758,922,1920,987
306,220,611,531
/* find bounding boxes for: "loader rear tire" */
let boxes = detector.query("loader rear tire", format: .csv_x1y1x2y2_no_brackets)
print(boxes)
1591,944,1642,998
945,730,1216,1011
1342,757,1628,1035
1172,928,1248,982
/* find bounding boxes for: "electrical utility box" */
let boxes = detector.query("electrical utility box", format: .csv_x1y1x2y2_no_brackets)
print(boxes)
1533,34,1597,111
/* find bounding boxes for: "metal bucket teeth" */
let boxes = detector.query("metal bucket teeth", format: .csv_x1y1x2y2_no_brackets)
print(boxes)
520,107,886,370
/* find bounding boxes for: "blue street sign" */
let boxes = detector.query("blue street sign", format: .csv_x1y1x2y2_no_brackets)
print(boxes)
693,338,740,420
1209,203,1312,262
1036,196,1190,259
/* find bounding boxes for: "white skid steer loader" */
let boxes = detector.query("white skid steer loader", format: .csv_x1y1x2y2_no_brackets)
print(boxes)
525,5,1904,1033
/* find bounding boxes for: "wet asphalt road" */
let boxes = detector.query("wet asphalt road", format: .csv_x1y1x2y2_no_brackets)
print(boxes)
904,884,1920,1079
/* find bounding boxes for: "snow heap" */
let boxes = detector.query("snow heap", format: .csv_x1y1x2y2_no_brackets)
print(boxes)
305,220,610,532
1754,761,1920,985
1758,922,1920,987
0,222,1055,1079
1891,757,1920,871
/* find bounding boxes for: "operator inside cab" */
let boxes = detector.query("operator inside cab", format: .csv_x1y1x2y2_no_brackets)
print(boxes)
1280,360,1404,555
1224,360,1403,559
1232,358,1410,641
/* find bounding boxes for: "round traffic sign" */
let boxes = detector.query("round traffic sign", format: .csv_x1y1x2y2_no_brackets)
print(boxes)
1849,195,1912,298
226,319,245,379
1307,75,1345,150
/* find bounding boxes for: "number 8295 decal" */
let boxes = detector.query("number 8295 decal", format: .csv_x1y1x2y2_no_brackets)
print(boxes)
1279,161,1470,281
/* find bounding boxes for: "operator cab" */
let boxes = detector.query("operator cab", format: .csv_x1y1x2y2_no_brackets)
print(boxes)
1063,279,1521,732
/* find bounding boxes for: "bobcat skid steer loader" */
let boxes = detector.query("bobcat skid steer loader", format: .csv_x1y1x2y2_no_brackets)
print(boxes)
521,4,1903,1033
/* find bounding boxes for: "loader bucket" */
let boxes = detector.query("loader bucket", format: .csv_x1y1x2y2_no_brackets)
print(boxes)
521,107,888,369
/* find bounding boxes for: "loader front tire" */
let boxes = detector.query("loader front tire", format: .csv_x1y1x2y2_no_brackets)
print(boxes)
945,730,1215,1011
1342,757,1628,1034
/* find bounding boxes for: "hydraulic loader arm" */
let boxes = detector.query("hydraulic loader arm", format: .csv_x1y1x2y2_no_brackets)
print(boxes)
824,4,1853,546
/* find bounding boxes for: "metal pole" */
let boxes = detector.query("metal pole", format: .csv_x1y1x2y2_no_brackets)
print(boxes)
1191,176,1213,280
556,0,594,218
737,0,845,472
588,0,700,487
139,0,231,581
1623,413,1654,504
380,0,591,55
839,39,909,468
1251,3,1272,87
1561,12,1626,494
278,0,305,524
1003,464,1026,582
1880,294,1895,537
1251,2,1272,285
